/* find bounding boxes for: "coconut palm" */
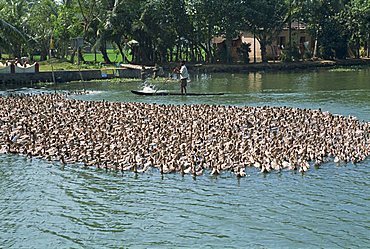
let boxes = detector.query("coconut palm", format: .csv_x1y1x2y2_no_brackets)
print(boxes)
0,18,27,58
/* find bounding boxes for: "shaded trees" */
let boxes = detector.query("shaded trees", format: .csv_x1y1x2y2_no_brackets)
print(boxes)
216,1,246,63
53,4,83,59
131,0,183,63
1,0,369,63
245,0,288,62
0,17,27,58
300,0,351,59
0,0,29,58
187,0,222,63
340,0,370,58
28,0,58,60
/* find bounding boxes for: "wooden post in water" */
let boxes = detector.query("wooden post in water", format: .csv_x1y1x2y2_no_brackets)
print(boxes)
49,49,56,84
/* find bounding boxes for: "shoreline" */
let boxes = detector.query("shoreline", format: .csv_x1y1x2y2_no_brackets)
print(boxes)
1,58,369,85
187,58,370,73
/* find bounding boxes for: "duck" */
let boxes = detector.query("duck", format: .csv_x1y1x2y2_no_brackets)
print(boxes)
235,167,246,177
210,165,220,176
191,165,203,176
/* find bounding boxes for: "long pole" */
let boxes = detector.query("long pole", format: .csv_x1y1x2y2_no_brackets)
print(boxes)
49,49,56,84
77,46,84,82
289,0,292,55
49,34,56,84
253,29,256,63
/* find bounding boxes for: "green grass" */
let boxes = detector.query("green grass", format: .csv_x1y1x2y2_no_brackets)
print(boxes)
83,49,132,64
41,50,132,71
38,59,101,72
1,54,11,59
1,45,133,64
328,66,364,72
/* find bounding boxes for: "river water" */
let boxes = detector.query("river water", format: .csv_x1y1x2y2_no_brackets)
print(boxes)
1,67,369,248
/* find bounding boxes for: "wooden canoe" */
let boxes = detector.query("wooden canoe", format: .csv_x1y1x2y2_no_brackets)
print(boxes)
131,90,224,96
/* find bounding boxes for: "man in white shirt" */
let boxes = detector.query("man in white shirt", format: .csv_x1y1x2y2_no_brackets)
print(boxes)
179,61,189,95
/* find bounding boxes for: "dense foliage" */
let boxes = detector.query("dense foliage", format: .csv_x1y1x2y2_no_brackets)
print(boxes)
0,0,369,64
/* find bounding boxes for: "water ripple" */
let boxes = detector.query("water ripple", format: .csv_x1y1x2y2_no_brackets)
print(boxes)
1,148,370,248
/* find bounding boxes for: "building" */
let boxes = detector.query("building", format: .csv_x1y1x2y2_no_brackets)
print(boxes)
211,36,244,63
212,21,314,63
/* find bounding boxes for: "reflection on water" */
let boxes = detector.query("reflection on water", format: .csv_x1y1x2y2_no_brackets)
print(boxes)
48,67,368,120
0,67,369,248
247,72,262,91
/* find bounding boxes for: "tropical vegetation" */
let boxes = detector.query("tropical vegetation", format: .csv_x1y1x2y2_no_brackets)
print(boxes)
0,0,369,64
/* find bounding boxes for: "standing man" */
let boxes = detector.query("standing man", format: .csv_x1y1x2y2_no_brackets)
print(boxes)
140,65,146,82
153,64,160,79
175,60,189,95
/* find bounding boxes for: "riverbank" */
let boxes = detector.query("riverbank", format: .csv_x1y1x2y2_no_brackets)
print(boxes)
188,58,370,73
1,58,369,85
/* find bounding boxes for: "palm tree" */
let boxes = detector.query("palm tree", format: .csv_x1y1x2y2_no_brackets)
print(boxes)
0,18,28,58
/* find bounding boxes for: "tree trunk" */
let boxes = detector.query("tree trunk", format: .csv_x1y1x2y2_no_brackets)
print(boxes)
40,47,48,61
160,48,166,63
356,38,360,58
115,42,130,63
261,44,268,63
206,40,211,63
197,46,203,62
313,29,319,59
204,39,210,63
70,48,76,63
185,44,189,62
78,47,85,64
225,36,232,64
140,44,150,64
270,45,275,63
153,44,156,63
179,43,182,61
194,45,198,62
198,43,209,62
175,44,179,61
211,43,217,63
61,46,67,59
169,49,173,62
259,36,268,63
12,45,22,59
100,42,111,64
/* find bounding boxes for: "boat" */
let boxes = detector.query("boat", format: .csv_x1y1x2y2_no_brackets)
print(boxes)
131,90,224,96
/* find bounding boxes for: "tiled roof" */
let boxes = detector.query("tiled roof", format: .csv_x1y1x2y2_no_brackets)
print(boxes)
283,21,307,30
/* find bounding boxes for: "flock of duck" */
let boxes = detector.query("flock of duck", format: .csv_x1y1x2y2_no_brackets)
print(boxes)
0,93,369,177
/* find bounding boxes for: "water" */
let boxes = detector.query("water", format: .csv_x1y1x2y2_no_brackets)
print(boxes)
1,68,369,248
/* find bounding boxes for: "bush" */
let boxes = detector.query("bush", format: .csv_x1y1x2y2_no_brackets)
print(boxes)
319,19,349,59
237,43,251,64
280,46,300,62
280,50,292,62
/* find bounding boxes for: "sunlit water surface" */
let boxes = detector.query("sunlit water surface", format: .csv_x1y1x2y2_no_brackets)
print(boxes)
1,68,369,248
